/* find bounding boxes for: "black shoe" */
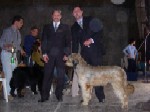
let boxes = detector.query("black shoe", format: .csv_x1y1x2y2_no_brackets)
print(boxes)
33,91,38,95
38,98,48,102
56,96,63,102
38,99,46,102
99,99,105,103
58,97,63,102
11,94,17,97
10,89,17,97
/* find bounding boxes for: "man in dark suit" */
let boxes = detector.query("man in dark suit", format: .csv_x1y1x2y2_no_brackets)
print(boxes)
71,6,105,102
38,9,71,102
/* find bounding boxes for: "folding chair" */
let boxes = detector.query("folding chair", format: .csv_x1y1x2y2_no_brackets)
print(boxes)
0,72,8,102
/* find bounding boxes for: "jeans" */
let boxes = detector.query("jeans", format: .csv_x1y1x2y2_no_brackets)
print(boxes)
1,50,17,95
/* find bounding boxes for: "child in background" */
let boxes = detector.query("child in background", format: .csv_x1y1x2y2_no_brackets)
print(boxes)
31,40,44,94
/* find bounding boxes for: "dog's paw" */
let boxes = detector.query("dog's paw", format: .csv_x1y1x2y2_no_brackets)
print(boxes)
63,88,70,95
81,101,88,106
126,84,134,95
122,102,128,109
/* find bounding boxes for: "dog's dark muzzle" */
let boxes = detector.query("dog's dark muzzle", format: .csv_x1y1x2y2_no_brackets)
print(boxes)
72,60,79,69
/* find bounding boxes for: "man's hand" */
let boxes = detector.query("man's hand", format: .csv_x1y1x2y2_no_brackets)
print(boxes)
63,55,68,61
43,54,49,63
83,38,93,47
21,49,26,56
149,60,150,64
127,54,131,58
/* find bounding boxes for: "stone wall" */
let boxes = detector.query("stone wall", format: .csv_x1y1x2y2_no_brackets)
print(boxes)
0,4,138,66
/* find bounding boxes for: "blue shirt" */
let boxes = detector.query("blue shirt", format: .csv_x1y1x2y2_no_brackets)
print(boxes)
0,26,22,51
24,35,36,55
123,44,138,59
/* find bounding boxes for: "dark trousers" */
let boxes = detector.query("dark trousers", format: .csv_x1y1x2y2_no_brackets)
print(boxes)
128,59,136,72
95,86,105,101
82,49,105,101
127,59,138,81
41,57,65,100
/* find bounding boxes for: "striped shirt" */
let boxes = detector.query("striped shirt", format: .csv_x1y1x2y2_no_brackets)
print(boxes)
0,26,21,51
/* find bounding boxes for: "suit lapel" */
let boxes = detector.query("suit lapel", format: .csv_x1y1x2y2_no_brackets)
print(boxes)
57,23,62,30
50,23,63,32
83,18,85,29
75,22,82,29
49,23,55,32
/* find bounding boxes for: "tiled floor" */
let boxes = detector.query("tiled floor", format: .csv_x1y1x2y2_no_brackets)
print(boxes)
0,81,150,112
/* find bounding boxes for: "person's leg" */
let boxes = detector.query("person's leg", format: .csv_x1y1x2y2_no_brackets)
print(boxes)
89,53,105,102
17,87,24,97
9,76,17,97
131,59,138,80
53,67,57,77
30,67,38,94
95,86,105,102
30,81,37,94
54,67,69,87
132,59,137,72
127,59,132,72
37,67,44,94
64,73,69,84
55,58,65,101
39,59,54,102
33,65,42,93
1,51,14,95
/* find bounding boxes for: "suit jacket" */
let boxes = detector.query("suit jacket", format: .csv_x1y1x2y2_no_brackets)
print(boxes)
71,16,105,65
41,23,71,59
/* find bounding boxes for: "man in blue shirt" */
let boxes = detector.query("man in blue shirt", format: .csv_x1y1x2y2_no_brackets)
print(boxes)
0,15,24,99
23,26,39,66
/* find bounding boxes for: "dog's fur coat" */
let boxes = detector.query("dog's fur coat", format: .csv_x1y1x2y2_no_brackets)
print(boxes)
10,65,43,97
66,53,134,109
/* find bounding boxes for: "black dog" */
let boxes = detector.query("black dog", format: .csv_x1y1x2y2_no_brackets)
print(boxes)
10,65,43,97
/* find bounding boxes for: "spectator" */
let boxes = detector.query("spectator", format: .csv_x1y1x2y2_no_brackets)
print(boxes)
24,26,39,66
0,15,24,100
